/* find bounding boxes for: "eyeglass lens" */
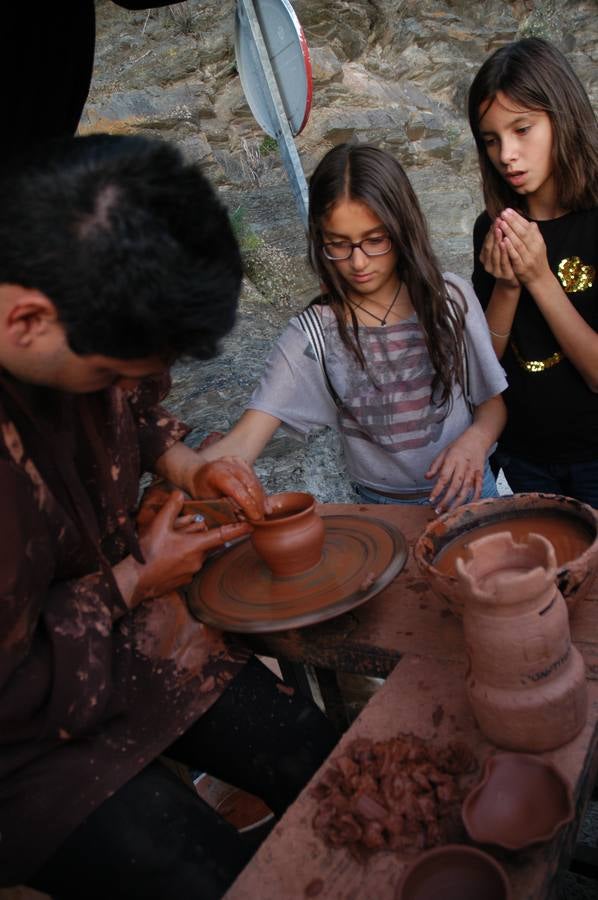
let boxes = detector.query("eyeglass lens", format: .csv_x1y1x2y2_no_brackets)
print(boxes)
323,236,392,260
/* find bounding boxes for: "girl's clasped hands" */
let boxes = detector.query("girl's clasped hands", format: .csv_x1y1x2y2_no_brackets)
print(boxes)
481,208,551,288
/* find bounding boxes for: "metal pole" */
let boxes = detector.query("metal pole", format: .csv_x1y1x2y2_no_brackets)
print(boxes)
237,0,309,228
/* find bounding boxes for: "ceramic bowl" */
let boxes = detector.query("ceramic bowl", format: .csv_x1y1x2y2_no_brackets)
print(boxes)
462,753,574,851
413,493,598,616
395,844,511,900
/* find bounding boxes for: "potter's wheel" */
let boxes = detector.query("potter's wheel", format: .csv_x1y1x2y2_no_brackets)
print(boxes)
188,514,407,632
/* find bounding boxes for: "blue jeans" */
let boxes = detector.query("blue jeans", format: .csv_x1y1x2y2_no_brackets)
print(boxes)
494,450,598,509
354,461,499,507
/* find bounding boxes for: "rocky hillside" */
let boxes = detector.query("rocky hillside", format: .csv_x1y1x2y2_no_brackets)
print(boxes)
85,0,597,500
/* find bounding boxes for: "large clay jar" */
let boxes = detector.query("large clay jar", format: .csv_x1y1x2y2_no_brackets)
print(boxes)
455,531,587,752
251,491,325,577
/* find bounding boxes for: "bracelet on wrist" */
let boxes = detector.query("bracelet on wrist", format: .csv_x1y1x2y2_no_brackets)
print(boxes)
488,327,511,339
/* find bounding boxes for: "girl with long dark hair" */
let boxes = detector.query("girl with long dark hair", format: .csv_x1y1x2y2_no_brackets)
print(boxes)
468,38,598,506
200,143,506,512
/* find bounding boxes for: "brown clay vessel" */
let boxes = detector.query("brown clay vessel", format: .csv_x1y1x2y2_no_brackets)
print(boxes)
395,844,511,900
462,753,574,850
413,493,598,616
456,531,587,752
250,491,325,577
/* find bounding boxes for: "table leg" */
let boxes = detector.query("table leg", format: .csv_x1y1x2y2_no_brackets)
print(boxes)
314,666,351,732
278,661,351,733
277,659,313,698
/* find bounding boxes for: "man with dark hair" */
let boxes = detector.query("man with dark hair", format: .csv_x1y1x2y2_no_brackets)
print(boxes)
0,134,336,899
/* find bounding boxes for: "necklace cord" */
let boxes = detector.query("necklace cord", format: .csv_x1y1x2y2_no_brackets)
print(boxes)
350,281,402,325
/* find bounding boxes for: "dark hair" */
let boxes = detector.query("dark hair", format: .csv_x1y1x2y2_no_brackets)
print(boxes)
307,142,466,409
0,134,243,360
468,38,598,218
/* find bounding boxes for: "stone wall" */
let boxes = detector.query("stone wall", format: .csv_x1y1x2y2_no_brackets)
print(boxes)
86,0,597,500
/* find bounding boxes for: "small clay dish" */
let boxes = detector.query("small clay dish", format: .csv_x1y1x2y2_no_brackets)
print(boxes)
413,492,598,616
395,844,511,900
462,753,574,850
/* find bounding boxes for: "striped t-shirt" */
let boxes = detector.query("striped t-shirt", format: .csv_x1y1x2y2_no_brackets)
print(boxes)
248,273,507,492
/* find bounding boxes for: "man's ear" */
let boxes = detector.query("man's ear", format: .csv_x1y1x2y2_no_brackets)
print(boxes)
3,288,59,347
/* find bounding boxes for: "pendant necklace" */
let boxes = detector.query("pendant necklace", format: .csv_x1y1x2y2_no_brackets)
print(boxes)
350,281,402,326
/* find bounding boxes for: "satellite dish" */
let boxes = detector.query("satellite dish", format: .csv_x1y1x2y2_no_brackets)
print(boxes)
235,0,313,138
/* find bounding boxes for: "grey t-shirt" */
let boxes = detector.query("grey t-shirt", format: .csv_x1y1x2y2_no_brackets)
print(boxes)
248,273,507,492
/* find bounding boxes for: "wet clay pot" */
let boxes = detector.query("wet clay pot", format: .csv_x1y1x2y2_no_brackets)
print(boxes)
250,491,325,577
455,531,588,752
395,844,511,900
413,493,598,616
462,753,574,850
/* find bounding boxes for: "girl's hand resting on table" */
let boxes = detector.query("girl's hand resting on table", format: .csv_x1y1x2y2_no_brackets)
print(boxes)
426,427,488,514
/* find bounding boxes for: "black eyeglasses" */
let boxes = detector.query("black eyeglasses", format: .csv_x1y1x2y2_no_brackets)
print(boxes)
322,235,393,260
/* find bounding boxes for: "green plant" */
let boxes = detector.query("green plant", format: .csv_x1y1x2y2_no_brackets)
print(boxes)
259,135,278,156
229,206,263,254
167,2,196,35
240,138,276,186
228,208,301,303
445,123,461,145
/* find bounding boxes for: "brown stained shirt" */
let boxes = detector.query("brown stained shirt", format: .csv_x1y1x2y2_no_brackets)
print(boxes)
0,372,250,885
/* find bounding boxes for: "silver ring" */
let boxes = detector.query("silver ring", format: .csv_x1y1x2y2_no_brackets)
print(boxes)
193,514,205,523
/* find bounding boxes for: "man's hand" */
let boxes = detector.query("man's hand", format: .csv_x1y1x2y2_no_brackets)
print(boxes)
115,491,251,607
426,427,488,513
190,456,268,522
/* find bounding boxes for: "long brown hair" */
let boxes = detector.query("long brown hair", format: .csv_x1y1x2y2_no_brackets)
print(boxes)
307,142,466,410
468,38,598,218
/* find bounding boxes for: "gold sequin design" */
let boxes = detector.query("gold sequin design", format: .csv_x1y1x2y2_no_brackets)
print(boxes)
558,256,595,292
511,341,563,374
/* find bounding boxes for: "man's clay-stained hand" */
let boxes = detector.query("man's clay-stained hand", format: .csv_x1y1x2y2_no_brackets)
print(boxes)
190,456,268,522
132,491,250,602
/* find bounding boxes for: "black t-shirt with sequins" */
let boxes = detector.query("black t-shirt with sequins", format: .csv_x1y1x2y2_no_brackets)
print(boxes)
473,207,598,464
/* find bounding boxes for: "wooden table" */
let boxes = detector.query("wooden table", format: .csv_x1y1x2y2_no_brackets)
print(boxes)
225,503,598,900
248,504,598,677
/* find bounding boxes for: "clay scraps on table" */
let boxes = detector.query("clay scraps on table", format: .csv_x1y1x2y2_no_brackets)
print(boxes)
311,734,477,860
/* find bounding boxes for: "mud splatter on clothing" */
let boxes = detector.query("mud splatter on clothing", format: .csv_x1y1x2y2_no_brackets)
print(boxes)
0,372,249,885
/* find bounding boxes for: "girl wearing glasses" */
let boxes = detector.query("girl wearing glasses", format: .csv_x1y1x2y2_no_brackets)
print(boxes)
199,143,507,511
